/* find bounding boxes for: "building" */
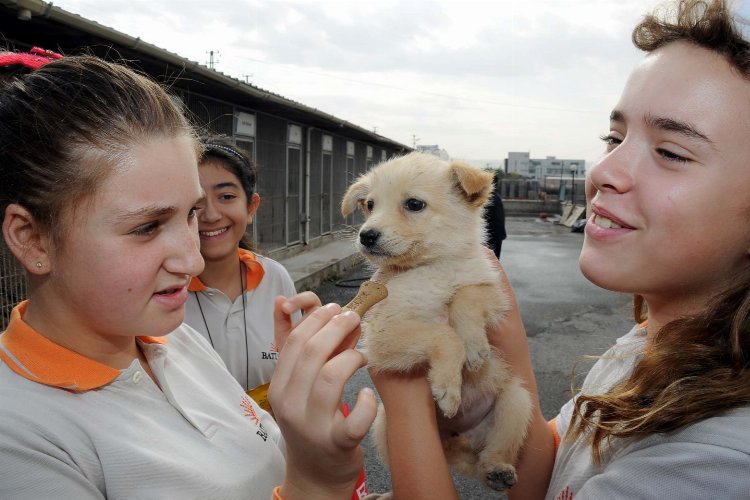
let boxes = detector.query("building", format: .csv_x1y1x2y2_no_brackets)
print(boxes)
416,144,450,161
506,152,584,180
0,0,411,327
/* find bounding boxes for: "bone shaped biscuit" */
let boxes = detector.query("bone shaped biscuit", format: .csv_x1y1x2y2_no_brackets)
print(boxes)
343,281,388,317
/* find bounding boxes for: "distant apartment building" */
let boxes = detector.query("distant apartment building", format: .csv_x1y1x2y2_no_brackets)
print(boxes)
416,144,450,161
506,152,584,180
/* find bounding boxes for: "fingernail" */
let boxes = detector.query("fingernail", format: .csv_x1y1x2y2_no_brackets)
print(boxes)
324,303,339,311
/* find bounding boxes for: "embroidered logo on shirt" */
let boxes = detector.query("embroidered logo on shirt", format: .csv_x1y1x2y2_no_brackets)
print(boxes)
240,395,268,441
555,486,574,500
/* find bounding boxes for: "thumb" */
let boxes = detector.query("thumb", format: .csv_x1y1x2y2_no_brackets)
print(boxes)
273,295,292,351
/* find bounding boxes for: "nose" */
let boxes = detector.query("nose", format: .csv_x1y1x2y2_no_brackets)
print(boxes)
165,220,205,277
587,144,636,198
360,229,380,248
199,197,221,223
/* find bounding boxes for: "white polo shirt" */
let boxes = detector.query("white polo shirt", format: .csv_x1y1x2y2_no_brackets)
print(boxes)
547,324,750,499
184,250,298,392
0,301,285,500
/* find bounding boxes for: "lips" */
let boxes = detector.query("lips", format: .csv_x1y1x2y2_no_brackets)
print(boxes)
152,283,189,309
590,205,635,230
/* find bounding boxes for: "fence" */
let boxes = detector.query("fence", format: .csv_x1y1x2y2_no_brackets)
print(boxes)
1,241,26,330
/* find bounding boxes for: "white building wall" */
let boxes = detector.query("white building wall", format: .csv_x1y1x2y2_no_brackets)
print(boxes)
508,152,584,180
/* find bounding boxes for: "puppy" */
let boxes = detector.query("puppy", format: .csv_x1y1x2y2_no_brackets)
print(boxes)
341,152,532,492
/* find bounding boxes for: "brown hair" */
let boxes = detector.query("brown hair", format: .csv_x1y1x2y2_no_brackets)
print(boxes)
0,54,197,249
567,0,750,463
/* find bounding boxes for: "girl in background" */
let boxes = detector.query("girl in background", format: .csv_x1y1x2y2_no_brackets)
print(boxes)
184,137,298,402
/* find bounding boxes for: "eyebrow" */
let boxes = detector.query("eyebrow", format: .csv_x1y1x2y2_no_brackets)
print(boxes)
111,205,177,223
610,110,715,147
211,181,241,190
111,196,205,223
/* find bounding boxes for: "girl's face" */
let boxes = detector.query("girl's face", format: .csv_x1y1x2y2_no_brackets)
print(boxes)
580,41,750,319
197,159,259,263
48,135,205,339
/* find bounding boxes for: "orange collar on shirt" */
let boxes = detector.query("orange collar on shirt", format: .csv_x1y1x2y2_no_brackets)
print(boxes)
0,301,166,392
188,248,266,293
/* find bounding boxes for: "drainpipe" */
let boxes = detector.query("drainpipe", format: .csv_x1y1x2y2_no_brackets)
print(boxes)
304,126,312,245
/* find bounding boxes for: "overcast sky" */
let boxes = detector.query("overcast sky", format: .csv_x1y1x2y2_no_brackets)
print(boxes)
51,0,750,168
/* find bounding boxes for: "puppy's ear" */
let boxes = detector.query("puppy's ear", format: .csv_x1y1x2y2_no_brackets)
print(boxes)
449,160,494,208
341,175,370,217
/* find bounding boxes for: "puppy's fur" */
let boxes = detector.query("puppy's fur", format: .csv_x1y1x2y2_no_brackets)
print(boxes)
342,152,532,492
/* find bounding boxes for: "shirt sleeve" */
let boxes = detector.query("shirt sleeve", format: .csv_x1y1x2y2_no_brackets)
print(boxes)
575,441,750,499
0,418,104,499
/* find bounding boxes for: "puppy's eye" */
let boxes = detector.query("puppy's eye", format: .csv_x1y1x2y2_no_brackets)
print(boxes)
404,198,426,212
366,200,374,211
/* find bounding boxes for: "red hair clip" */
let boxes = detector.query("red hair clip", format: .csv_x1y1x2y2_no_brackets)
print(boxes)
0,47,63,71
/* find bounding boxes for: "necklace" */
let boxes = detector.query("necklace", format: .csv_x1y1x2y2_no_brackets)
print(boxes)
194,260,251,390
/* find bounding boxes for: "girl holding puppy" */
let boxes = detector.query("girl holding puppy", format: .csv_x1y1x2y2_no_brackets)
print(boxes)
372,0,750,498
0,52,376,499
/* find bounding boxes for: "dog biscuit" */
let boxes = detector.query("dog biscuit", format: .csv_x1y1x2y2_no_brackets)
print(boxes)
343,281,388,317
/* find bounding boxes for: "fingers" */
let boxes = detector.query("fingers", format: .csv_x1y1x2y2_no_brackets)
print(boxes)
334,387,377,449
307,347,368,418
282,291,322,318
283,309,360,398
273,292,323,351
273,296,292,350
271,303,342,393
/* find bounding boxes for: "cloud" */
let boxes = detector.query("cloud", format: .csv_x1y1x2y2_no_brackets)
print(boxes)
53,0,659,163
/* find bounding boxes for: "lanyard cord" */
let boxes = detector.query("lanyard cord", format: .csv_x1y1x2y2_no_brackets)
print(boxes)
193,260,251,391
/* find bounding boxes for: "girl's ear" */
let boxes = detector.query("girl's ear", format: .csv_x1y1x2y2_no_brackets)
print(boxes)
246,193,261,225
2,204,51,275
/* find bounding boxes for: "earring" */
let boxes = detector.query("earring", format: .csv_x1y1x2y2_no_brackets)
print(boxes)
35,262,43,269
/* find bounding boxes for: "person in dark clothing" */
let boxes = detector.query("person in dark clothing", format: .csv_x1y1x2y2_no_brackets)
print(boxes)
484,173,507,258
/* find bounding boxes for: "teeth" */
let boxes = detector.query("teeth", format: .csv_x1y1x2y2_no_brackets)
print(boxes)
595,215,622,229
201,228,227,237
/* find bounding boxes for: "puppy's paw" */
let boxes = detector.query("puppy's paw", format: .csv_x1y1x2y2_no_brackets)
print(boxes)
464,340,490,372
431,381,462,417
484,465,517,491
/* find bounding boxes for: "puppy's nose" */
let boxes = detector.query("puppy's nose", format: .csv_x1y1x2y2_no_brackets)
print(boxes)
360,229,380,248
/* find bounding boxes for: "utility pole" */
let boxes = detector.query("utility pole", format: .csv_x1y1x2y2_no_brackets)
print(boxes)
412,134,420,148
242,74,253,84
206,50,221,69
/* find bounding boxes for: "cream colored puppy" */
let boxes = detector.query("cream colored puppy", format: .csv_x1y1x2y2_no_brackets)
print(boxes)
341,152,532,492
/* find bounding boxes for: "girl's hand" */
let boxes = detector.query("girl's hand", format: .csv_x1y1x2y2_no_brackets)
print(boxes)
483,250,556,499
273,292,322,351
269,303,378,500
369,369,460,500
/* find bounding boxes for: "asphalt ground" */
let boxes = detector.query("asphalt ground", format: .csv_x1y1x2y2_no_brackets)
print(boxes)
312,216,633,499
